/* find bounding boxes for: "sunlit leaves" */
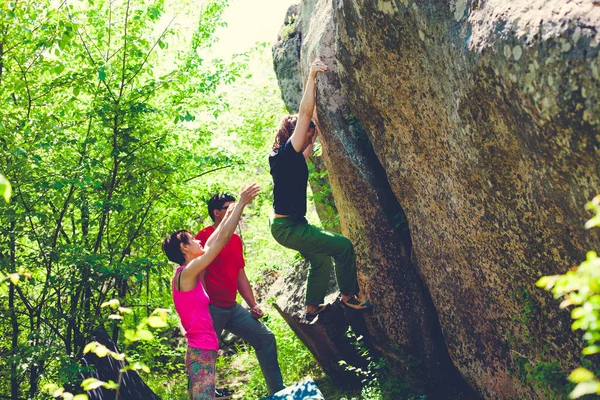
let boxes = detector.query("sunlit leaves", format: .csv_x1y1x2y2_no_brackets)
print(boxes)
83,341,125,360
585,195,600,229
1,267,32,286
569,381,600,399
81,378,104,390
0,174,11,202
539,197,600,398
81,377,118,391
43,383,89,399
101,299,121,309
136,329,153,341
569,367,595,383
146,315,166,328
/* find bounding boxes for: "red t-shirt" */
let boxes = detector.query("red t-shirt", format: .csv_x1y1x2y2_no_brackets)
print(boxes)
195,226,245,308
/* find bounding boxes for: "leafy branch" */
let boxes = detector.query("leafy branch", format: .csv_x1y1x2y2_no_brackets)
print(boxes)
537,194,600,398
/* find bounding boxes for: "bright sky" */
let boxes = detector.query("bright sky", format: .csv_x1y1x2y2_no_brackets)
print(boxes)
210,0,294,59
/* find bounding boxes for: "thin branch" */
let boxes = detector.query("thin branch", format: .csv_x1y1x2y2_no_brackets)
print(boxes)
118,0,131,100
106,0,112,61
14,284,34,314
72,20,117,103
78,22,107,64
50,184,76,249
184,165,234,183
14,184,50,268
125,15,176,88
14,57,32,119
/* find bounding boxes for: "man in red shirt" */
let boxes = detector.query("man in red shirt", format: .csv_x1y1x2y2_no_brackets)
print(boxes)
196,193,285,395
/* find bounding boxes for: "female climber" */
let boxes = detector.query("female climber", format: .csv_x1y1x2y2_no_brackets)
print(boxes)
162,183,260,399
269,58,371,321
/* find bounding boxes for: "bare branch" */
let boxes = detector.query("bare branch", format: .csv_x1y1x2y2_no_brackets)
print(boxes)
184,165,234,183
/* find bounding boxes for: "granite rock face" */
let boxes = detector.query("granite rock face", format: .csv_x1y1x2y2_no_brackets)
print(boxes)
273,0,600,398
272,4,303,114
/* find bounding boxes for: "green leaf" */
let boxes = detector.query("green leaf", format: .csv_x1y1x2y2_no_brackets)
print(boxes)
146,316,167,328
73,395,89,400
83,342,97,354
136,329,153,341
9,274,19,285
43,383,59,392
569,380,600,398
81,378,105,391
124,329,135,341
582,345,600,355
98,66,106,81
569,368,596,383
104,380,119,390
133,361,150,373
0,174,12,203
92,344,110,357
101,299,120,309
536,275,557,289
572,307,586,320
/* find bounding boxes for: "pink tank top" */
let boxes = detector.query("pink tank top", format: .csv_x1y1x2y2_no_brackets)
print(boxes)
172,265,218,351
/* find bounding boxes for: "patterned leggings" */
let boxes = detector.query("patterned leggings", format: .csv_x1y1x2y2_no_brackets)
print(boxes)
186,347,217,400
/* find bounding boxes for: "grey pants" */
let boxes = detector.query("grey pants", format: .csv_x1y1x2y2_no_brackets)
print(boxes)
209,303,285,394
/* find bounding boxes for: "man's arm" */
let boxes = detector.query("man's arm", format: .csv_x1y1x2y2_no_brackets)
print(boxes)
238,269,263,319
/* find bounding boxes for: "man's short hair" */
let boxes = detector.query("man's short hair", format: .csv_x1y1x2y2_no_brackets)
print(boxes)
207,193,236,222
162,229,193,266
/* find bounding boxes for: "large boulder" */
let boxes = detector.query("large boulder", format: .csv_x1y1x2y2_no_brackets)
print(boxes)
274,0,600,398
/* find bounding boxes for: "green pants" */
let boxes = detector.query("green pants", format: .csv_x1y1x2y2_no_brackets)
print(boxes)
271,217,359,305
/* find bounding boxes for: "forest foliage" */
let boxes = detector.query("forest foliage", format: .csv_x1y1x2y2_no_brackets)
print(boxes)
0,0,301,398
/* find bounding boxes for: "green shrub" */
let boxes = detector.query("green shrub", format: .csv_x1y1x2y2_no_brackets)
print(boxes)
537,194,600,398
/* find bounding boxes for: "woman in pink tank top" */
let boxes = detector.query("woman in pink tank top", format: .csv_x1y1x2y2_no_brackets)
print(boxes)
162,184,260,400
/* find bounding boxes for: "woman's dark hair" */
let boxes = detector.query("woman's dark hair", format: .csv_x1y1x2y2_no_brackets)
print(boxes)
162,229,194,266
272,115,315,150
207,193,235,222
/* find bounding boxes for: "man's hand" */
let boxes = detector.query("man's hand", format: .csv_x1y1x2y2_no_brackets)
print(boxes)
238,183,260,206
250,305,264,319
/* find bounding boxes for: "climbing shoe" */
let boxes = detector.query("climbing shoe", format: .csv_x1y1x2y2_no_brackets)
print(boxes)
341,295,372,311
215,387,234,399
305,304,328,322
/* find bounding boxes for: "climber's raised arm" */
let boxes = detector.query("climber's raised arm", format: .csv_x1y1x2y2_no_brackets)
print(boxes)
290,58,327,153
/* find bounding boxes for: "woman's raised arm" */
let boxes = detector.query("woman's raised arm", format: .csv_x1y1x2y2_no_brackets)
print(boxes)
290,59,327,152
183,184,260,282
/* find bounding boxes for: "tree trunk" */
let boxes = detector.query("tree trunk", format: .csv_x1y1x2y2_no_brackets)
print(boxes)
9,221,19,400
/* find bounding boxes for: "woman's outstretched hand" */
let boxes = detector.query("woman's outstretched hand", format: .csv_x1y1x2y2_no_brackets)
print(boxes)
238,183,261,206
310,58,328,76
